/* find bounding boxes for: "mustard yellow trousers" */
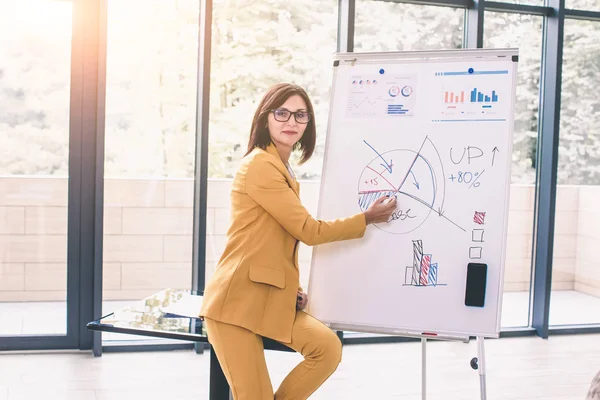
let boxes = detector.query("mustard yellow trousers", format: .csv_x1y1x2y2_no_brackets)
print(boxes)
204,311,342,400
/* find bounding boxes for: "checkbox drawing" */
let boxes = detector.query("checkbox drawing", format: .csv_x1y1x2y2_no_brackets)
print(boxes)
474,211,486,225
469,247,483,259
472,229,485,242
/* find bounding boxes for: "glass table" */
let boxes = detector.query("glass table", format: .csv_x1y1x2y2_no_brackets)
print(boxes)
87,288,294,400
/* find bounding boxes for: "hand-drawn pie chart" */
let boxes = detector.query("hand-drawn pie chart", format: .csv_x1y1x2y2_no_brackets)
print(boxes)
357,147,442,234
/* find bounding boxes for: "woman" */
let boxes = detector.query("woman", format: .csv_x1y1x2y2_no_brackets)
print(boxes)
200,83,397,400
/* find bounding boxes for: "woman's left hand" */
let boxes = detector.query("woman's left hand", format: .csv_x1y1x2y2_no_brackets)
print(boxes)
296,291,308,311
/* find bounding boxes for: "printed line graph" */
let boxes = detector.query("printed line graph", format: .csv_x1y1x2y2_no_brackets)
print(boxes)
349,96,387,109
347,74,416,118
357,136,465,234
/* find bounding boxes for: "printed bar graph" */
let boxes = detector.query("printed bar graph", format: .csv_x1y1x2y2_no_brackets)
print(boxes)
387,105,409,115
443,91,466,104
470,88,499,103
434,69,508,122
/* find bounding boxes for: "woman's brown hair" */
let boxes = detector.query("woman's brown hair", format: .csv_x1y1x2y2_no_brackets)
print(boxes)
245,83,316,164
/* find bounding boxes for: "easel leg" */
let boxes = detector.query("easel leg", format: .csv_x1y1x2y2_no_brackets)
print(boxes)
421,337,426,400
477,336,487,400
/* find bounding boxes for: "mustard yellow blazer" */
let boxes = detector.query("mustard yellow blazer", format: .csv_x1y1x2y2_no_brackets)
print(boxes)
199,143,367,343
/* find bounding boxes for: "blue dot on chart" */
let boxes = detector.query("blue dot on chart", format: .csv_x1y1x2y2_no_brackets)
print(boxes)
379,69,385,74
468,68,474,74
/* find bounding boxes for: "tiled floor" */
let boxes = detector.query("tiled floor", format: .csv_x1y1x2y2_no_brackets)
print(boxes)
1,290,599,337
0,333,599,399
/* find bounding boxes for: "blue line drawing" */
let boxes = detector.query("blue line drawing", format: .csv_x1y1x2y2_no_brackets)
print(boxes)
357,189,396,209
408,171,420,190
363,140,393,173
428,136,445,218
469,169,485,189
428,263,438,286
397,136,429,193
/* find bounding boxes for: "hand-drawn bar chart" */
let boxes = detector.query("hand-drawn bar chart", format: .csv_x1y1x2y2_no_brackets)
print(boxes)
404,240,443,287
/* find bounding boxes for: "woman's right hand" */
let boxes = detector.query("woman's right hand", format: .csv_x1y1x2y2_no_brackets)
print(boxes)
364,196,397,225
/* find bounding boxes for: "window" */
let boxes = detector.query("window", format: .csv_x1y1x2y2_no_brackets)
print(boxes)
551,18,600,326
492,0,543,5
484,12,543,328
0,0,72,336
567,0,600,11
102,0,200,342
355,1,464,52
207,0,339,289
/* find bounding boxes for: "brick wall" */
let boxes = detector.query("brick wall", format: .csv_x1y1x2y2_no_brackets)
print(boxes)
0,176,597,301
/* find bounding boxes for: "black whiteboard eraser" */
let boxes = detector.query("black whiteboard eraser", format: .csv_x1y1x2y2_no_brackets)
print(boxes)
465,262,487,307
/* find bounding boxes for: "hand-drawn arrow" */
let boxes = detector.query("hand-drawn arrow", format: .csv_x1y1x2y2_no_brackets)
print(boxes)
363,140,393,174
436,206,465,231
409,170,420,189
491,147,499,166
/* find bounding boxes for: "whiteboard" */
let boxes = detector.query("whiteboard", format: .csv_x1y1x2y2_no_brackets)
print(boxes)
307,49,518,339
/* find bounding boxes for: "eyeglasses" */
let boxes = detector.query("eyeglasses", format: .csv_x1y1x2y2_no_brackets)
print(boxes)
271,108,311,124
